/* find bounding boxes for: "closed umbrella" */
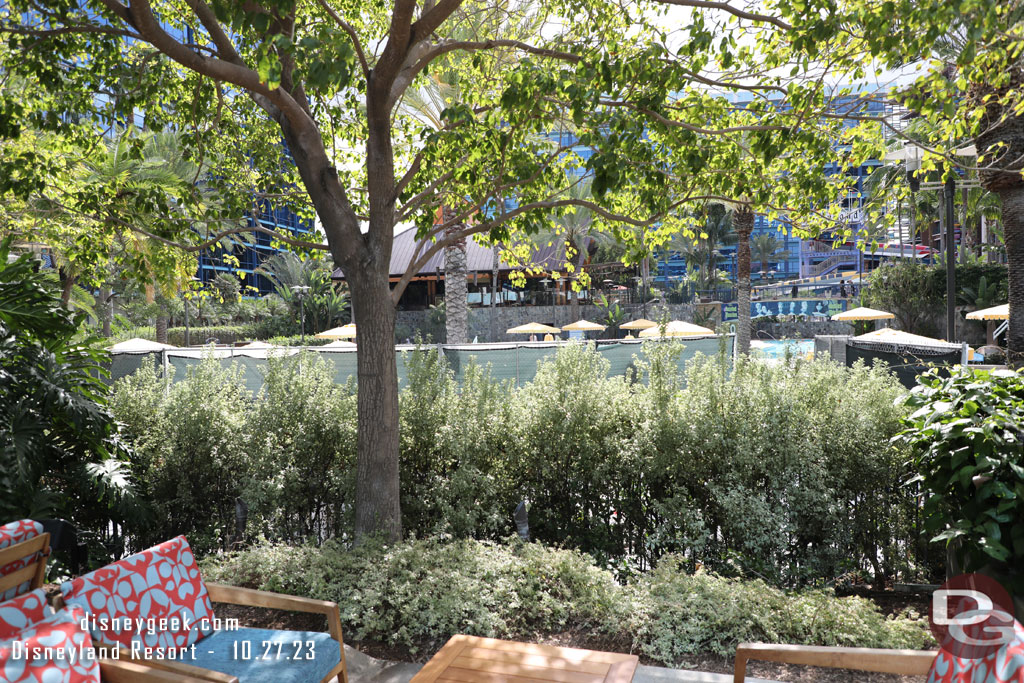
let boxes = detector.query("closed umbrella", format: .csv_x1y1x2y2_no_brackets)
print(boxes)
315,324,357,339
638,320,715,338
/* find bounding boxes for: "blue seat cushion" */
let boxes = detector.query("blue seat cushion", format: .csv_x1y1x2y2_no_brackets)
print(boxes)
192,627,341,683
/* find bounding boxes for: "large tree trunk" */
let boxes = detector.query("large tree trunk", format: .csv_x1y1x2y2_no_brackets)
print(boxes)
1000,186,1024,365
973,65,1024,366
155,313,168,344
349,271,402,541
59,267,76,308
734,207,754,357
100,285,112,337
442,207,468,345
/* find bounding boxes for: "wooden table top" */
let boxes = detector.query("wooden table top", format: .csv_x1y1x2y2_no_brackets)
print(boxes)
410,635,639,683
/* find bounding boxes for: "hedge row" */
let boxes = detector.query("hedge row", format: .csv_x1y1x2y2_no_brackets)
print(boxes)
200,537,933,664
111,344,921,586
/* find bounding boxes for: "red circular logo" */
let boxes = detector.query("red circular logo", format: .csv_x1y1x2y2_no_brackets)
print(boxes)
929,573,1016,659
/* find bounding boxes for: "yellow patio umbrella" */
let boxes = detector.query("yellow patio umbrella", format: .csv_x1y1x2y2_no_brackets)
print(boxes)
638,320,715,338
561,319,607,332
966,303,1008,320
315,323,357,339
831,306,895,321
620,318,658,331
506,322,562,335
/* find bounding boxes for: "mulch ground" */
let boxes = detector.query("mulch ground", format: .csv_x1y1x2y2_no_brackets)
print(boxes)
213,587,933,683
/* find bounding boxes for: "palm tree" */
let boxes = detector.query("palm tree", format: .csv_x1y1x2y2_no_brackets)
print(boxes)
401,0,543,344
750,234,790,276
256,251,343,333
733,206,755,355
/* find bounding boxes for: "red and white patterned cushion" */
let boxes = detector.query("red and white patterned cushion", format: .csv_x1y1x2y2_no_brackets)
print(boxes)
0,520,44,601
0,605,100,683
927,620,1024,683
60,536,216,652
0,589,53,641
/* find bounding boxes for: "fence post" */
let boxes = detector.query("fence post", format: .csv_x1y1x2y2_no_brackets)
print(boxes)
162,350,170,396
961,342,968,367
515,343,520,387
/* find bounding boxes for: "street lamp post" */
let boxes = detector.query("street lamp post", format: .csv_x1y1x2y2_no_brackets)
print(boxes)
885,144,976,341
291,285,311,344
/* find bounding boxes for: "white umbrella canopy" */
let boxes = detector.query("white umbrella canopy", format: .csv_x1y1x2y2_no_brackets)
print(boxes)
561,319,606,332
620,318,658,330
966,303,1008,321
238,340,276,349
315,324,357,339
638,321,715,338
831,306,896,321
108,338,176,352
852,328,958,348
321,340,357,349
506,322,562,335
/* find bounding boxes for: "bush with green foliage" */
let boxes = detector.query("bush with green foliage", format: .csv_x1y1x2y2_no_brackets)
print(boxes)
400,348,514,538
645,356,914,586
244,353,358,542
112,344,919,585
896,367,1024,597
0,239,135,550
864,260,1008,336
110,356,250,554
200,537,932,662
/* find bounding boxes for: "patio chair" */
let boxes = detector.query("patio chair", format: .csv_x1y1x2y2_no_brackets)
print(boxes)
58,535,348,683
0,519,50,601
0,586,204,682
734,629,1024,683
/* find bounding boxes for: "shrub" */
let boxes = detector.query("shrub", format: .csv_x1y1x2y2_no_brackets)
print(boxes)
645,355,914,585
0,240,135,555
244,352,357,543
167,325,253,346
112,356,250,554
400,348,515,538
896,367,1024,597
200,537,932,661
507,344,654,565
113,344,920,585
623,556,931,664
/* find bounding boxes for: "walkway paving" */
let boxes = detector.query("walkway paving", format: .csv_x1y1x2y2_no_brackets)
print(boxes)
344,645,783,683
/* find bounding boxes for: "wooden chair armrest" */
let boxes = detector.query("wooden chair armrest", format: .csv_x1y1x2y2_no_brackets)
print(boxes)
205,582,336,616
733,643,938,683
204,582,347,669
102,644,239,683
99,658,214,682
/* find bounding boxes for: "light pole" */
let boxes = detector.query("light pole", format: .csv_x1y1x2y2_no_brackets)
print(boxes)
291,285,310,344
886,143,978,341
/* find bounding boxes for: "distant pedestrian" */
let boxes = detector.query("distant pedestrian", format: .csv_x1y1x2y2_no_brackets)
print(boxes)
839,280,848,298
791,285,798,299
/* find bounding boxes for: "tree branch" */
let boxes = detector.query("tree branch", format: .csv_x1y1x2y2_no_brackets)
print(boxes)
315,0,370,78
652,0,792,30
